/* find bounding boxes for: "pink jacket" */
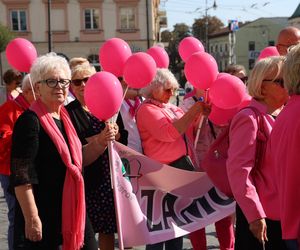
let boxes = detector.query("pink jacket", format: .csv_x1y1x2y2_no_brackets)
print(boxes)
267,95,300,240
227,99,275,223
136,100,195,164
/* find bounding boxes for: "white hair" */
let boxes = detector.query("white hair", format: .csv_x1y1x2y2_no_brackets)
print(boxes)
30,52,71,85
141,68,179,98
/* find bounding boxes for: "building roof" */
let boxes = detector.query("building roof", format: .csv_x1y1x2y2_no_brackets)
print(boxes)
289,3,300,20
242,17,288,28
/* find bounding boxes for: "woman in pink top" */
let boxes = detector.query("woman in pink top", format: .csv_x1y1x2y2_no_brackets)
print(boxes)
267,44,300,250
227,56,289,250
136,68,209,250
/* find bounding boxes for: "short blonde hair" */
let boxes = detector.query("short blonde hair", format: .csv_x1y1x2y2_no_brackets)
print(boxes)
71,64,96,80
283,43,300,95
141,68,179,98
69,57,89,70
247,56,285,99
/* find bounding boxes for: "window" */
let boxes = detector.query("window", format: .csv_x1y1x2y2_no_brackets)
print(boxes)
249,59,255,70
52,9,65,31
88,54,100,71
268,40,275,46
11,10,27,31
84,9,99,30
249,41,255,51
120,7,135,30
225,43,228,52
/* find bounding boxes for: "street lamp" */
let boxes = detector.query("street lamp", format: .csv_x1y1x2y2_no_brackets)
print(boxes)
47,0,52,52
205,0,217,52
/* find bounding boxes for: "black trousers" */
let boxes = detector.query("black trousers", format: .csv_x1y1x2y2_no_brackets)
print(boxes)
145,236,183,250
235,205,288,250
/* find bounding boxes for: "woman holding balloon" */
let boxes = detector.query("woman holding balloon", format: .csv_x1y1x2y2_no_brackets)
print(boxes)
10,53,117,250
66,63,124,250
136,68,210,250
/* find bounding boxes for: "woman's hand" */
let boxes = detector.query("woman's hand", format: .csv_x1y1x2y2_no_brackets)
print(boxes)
25,215,42,242
192,101,211,117
96,123,119,147
249,218,268,243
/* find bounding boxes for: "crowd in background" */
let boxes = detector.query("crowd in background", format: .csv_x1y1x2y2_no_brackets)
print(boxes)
0,25,300,250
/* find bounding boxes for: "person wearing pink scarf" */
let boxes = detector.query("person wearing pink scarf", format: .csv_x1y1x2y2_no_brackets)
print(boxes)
10,53,117,250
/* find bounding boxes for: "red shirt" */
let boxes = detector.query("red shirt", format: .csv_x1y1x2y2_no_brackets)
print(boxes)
0,96,28,175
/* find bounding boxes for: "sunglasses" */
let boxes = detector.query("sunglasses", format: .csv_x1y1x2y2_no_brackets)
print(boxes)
239,76,248,83
263,78,284,88
71,77,89,86
38,79,71,88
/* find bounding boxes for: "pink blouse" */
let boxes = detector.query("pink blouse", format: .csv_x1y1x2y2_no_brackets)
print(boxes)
227,99,276,223
136,99,195,164
267,95,300,240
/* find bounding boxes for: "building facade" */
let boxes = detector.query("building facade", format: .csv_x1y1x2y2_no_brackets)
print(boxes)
0,0,163,72
209,17,288,73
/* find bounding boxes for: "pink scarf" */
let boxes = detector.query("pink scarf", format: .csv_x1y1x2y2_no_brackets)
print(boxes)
30,99,85,250
125,97,141,118
14,94,30,110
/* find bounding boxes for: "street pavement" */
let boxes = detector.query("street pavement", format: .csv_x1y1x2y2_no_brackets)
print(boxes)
0,187,220,250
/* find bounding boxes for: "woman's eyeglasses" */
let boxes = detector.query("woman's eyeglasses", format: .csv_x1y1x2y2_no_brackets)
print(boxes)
38,79,71,88
71,77,90,86
263,78,284,88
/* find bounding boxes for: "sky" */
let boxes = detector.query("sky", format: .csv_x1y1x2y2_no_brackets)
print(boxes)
160,0,300,30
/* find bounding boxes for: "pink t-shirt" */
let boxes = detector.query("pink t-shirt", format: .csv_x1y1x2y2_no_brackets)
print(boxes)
136,99,195,164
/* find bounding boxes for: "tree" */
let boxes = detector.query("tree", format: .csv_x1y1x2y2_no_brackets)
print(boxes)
0,23,14,85
192,15,224,47
0,23,14,53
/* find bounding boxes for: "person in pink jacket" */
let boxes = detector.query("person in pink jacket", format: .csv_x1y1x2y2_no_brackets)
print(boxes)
267,44,300,250
136,68,210,250
226,56,289,250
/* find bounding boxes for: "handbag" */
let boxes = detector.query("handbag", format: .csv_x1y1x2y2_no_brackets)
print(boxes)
169,134,195,171
202,106,267,197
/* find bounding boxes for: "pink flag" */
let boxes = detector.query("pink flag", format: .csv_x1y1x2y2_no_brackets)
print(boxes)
109,141,235,249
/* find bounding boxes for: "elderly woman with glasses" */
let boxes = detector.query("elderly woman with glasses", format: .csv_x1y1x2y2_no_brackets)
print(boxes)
136,68,210,250
266,44,300,250
66,63,125,250
226,56,289,250
10,53,116,250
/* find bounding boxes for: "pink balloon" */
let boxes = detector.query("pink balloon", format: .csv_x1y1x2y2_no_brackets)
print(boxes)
209,94,252,126
99,38,132,77
84,72,123,121
184,52,218,90
146,46,169,68
123,52,157,89
217,72,229,79
257,46,279,61
179,37,205,62
5,38,37,73
209,105,239,126
209,74,247,109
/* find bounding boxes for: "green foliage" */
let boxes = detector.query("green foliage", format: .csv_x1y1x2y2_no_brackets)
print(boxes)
162,23,191,87
0,23,14,53
192,16,224,46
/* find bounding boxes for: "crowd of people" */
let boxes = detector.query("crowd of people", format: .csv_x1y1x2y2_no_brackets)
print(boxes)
0,25,300,250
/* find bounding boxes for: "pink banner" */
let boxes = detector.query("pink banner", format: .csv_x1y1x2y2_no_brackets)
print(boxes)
110,142,235,249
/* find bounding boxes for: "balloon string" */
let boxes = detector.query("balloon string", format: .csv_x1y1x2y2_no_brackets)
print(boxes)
28,74,36,101
194,89,208,149
111,83,128,123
